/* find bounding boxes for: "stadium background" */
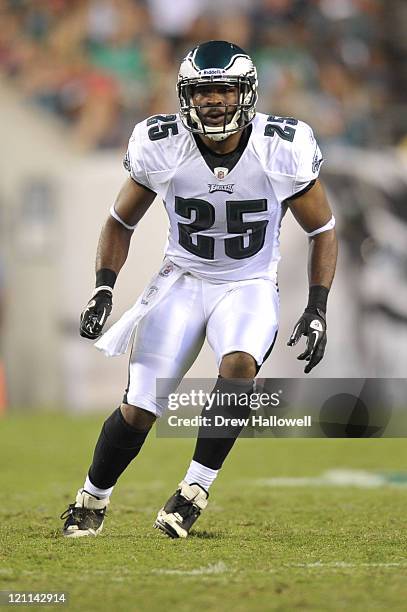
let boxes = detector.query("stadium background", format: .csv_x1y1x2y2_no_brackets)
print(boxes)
1,2,407,611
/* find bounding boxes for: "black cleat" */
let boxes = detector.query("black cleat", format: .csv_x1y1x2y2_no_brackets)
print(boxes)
154,481,208,538
60,489,109,538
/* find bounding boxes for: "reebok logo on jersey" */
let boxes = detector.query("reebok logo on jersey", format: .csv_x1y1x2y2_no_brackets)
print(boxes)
208,183,234,194
141,285,159,305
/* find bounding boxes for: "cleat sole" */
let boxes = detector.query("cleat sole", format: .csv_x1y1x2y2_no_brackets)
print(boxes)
153,520,180,539
62,525,103,538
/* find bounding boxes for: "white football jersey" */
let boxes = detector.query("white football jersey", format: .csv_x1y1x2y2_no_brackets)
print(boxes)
124,112,323,283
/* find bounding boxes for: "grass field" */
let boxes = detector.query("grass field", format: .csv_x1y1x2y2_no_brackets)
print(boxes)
1,413,407,611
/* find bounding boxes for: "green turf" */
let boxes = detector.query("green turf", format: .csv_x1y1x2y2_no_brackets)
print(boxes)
1,413,407,611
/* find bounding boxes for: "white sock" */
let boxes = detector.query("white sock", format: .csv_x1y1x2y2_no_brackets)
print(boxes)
83,475,114,499
184,460,219,492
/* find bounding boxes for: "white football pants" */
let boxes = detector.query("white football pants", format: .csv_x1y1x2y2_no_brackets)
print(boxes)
124,273,279,416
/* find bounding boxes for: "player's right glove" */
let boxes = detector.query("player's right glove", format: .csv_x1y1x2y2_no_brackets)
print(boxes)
79,288,113,340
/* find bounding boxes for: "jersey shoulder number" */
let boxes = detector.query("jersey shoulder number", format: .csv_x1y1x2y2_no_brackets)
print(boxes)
146,114,179,141
263,115,298,143
125,114,184,189
255,113,322,200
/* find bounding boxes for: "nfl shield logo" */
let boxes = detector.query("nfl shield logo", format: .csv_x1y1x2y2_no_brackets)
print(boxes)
214,167,229,180
159,263,174,277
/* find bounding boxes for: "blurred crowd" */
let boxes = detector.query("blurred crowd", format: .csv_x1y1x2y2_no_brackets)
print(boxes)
0,0,405,150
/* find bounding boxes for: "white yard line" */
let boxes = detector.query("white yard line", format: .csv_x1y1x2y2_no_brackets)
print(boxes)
251,469,407,488
288,562,407,569
152,562,228,576
9,561,406,581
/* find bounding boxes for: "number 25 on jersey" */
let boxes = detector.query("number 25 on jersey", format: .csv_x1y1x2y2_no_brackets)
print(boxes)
175,197,268,260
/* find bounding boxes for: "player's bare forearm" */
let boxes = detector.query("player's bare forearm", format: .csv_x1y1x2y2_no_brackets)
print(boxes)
288,179,337,288
308,229,337,289
96,217,132,275
80,177,156,340
287,179,337,371
95,177,156,275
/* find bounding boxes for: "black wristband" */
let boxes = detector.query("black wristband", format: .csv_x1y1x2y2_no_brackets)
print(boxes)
305,285,329,314
96,268,117,289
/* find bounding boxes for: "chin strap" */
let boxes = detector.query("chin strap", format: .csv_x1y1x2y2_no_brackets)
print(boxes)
190,107,242,141
205,131,236,142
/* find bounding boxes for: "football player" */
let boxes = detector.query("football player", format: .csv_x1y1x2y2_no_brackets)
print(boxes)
60,41,337,538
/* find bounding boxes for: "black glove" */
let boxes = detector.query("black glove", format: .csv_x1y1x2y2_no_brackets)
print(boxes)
287,308,327,374
80,288,113,340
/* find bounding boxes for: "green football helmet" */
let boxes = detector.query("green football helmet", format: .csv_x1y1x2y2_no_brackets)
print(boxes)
177,40,258,141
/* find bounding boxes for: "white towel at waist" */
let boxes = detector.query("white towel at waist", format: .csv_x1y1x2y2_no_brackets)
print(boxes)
95,259,185,357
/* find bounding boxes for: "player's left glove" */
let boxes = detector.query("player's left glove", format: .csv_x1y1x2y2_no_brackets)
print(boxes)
287,308,327,374
80,288,113,340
